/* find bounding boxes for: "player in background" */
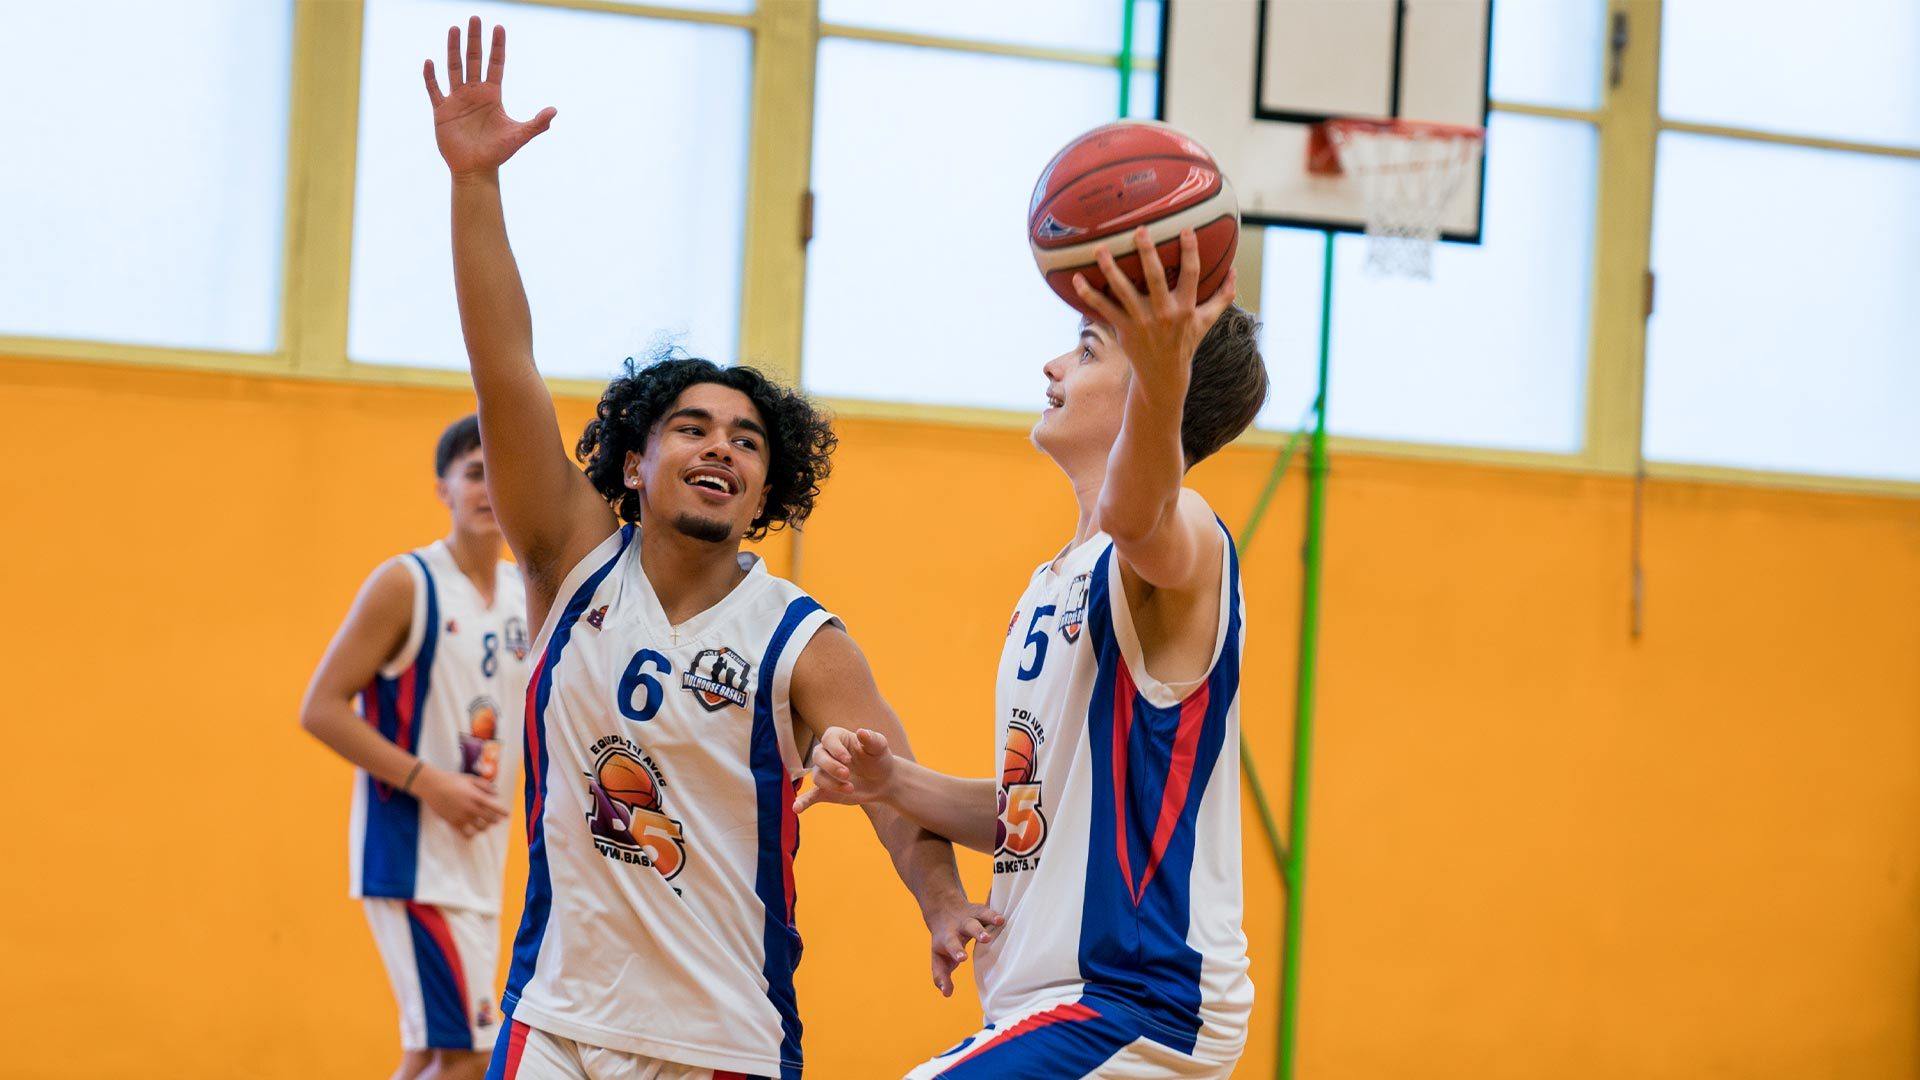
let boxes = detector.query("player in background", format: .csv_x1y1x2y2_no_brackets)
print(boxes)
421,19,997,1079
796,231,1268,1078
301,414,533,1080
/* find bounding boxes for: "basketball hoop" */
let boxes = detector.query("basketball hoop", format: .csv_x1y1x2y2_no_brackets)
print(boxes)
1310,119,1485,279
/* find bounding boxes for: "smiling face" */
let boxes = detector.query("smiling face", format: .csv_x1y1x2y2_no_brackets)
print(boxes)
436,446,501,544
1031,320,1131,473
623,382,772,545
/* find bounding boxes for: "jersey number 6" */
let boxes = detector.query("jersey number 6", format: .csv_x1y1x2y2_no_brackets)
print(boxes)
618,649,672,723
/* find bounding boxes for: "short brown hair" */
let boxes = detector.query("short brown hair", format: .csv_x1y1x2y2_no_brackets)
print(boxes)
1181,304,1268,467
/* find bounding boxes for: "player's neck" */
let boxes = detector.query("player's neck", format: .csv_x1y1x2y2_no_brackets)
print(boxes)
443,528,502,604
1065,460,1108,551
637,525,749,627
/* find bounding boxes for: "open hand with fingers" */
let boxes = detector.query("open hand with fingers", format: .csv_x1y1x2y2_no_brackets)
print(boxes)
423,16,556,176
1072,227,1238,394
924,894,1005,998
793,727,896,813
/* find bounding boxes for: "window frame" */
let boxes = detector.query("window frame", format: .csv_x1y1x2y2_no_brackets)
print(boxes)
0,0,1910,498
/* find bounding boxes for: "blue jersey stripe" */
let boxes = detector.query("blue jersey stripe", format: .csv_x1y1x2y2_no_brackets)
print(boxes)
1076,531,1244,1053
359,552,442,898
501,526,636,1015
751,595,822,1080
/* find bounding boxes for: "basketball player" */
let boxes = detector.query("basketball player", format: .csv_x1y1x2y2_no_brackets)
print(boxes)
300,414,532,1080
795,229,1268,1078
420,19,995,1080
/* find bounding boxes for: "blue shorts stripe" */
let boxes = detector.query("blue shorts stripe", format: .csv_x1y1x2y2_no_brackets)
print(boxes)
934,1001,1139,1079
407,908,471,1050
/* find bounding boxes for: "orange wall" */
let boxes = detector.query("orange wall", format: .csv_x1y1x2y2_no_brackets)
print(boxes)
2,356,1916,1079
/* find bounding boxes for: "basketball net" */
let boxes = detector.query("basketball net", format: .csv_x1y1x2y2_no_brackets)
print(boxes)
1316,119,1485,279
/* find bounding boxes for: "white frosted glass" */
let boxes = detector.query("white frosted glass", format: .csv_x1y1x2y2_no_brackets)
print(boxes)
350,0,749,379
1645,134,1920,481
1662,0,1920,148
822,0,1125,52
804,40,1129,410
1490,0,1605,109
0,0,291,352
1259,113,1595,452
1254,230,1331,433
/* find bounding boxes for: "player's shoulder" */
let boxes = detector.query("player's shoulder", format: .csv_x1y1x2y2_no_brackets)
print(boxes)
354,555,421,625
1175,487,1222,531
367,552,422,593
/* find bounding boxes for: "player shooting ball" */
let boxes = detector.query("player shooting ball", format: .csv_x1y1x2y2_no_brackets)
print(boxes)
796,122,1267,1079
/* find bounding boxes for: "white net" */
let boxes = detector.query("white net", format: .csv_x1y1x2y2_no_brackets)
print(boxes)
1324,121,1485,279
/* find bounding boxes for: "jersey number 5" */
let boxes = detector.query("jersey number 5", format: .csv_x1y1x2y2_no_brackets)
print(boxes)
1016,605,1056,682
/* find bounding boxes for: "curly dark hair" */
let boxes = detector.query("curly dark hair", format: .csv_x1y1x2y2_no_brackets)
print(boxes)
575,352,837,542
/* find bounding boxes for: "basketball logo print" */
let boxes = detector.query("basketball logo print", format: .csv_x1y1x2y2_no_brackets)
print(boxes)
460,697,501,781
1060,573,1090,644
504,617,530,661
995,720,1048,869
682,647,750,711
585,743,687,880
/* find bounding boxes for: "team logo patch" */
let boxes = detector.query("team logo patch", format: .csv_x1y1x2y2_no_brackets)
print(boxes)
585,737,687,882
995,717,1049,872
504,617,530,661
474,998,496,1029
460,698,502,781
585,605,608,630
1007,609,1021,637
682,647,751,711
445,619,458,635
1060,573,1090,644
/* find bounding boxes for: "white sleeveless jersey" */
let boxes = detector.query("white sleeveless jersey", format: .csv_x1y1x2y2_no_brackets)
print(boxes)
973,524,1253,1065
502,525,838,1079
350,541,532,914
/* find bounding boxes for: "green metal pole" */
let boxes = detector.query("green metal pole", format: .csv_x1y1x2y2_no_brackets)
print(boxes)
1116,0,1137,116
1277,231,1335,1080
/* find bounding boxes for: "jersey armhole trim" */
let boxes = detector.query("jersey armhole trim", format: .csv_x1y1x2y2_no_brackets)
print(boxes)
773,609,842,777
379,555,430,680
1105,523,1234,710
530,526,630,656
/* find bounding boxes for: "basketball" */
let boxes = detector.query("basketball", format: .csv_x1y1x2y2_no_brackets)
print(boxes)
1002,726,1038,787
597,756,660,810
1028,120,1240,320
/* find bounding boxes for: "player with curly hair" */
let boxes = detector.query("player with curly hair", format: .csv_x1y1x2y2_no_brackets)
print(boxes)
422,19,995,1080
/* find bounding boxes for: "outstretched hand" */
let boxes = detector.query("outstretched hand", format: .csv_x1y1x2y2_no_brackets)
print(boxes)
423,17,556,175
926,897,1005,997
1071,227,1237,393
793,727,896,813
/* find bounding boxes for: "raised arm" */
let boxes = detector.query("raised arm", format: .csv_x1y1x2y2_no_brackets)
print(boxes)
1072,227,1237,591
425,18,611,613
787,627,1002,996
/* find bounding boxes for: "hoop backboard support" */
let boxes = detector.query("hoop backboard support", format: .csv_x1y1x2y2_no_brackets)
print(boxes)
1157,0,1493,241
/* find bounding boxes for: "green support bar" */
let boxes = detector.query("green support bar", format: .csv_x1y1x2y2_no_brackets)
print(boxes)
1278,230,1335,1080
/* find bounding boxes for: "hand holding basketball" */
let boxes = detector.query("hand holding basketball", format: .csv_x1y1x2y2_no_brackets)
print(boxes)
422,17,556,176
793,727,895,813
1073,226,1238,394
415,764,510,838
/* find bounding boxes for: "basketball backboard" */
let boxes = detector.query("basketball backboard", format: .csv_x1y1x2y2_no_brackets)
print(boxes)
1158,0,1493,240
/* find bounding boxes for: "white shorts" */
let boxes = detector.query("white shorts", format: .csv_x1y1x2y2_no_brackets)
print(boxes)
905,998,1237,1080
364,898,501,1053
485,1021,762,1080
